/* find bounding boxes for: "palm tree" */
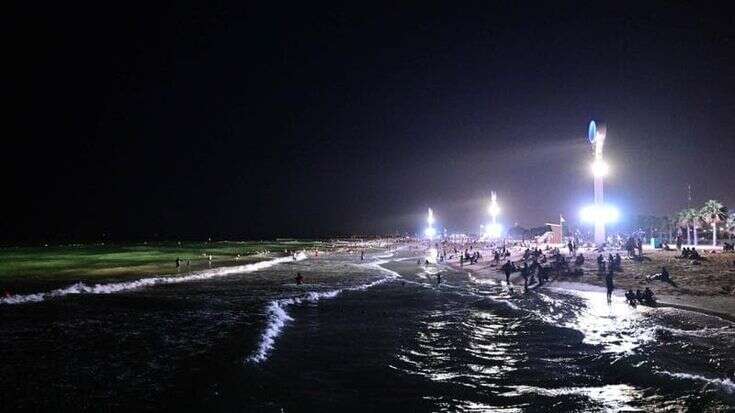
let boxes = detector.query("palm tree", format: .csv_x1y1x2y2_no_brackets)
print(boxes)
700,200,728,247
692,208,702,246
727,213,735,241
677,209,694,245
683,208,701,246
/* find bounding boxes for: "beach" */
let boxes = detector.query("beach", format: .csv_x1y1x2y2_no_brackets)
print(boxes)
443,242,735,321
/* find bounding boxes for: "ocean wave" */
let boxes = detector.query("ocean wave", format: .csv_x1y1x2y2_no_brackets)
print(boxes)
656,325,734,338
659,371,735,393
1,252,308,306
247,260,400,363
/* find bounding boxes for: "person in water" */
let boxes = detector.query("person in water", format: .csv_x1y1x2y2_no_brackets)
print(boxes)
294,272,304,285
436,273,442,286
521,262,530,292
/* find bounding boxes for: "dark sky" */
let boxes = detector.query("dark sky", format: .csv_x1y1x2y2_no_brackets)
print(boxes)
5,2,735,241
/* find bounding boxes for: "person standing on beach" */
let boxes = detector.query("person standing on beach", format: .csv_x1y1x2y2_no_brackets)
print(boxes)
502,260,513,285
605,266,614,302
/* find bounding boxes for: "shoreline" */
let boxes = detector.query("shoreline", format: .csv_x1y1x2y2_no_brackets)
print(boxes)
445,255,735,323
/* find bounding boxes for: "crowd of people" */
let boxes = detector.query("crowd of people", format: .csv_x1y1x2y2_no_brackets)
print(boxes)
625,287,656,306
418,236,676,306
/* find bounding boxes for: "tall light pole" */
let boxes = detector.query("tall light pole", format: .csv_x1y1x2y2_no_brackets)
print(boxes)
489,191,500,225
424,208,436,239
486,191,502,238
588,120,608,244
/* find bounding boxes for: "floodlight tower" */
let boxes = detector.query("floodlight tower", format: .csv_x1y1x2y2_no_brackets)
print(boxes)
588,121,608,244
424,208,436,239
489,191,500,225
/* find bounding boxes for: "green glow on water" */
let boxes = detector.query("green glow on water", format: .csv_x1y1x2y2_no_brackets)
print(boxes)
0,241,320,281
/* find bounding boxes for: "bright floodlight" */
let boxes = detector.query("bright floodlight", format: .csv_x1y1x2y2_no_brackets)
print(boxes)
424,226,437,239
488,202,500,217
580,204,619,224
427,208,435,226
591,159,609,177
486,223,503,238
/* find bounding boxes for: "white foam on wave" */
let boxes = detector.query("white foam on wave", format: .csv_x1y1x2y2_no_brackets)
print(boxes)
0,252,309,305
247,260,400,363
659,371,735,393
656,325,734,338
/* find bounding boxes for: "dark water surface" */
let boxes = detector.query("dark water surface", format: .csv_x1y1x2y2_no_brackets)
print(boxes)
1,247,734,411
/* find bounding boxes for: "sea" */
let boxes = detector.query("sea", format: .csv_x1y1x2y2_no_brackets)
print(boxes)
1,244,734,411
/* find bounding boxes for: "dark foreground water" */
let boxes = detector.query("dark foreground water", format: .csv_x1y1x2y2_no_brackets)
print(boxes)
1,247,734,411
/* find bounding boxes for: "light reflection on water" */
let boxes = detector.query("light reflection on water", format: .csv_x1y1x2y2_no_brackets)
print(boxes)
555,290,655,354
388,263,734,411
501,384,641,411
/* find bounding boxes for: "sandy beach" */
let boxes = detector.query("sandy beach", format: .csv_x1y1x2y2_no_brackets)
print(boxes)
440,242,735,321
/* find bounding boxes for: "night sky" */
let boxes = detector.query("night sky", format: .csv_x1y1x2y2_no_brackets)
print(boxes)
5,2,735,241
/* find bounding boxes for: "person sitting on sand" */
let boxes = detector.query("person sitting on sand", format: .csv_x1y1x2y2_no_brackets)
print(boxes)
660,266,671,282
690,248,701,260
625,290,637,305
643,287,655,304
635,289,644,302
574,254,584,266
295,272,304,285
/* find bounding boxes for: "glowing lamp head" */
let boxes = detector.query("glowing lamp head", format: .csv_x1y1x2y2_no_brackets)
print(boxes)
580,204,619,224
427,208,435,226
591,159,609,177
424,227,437,239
